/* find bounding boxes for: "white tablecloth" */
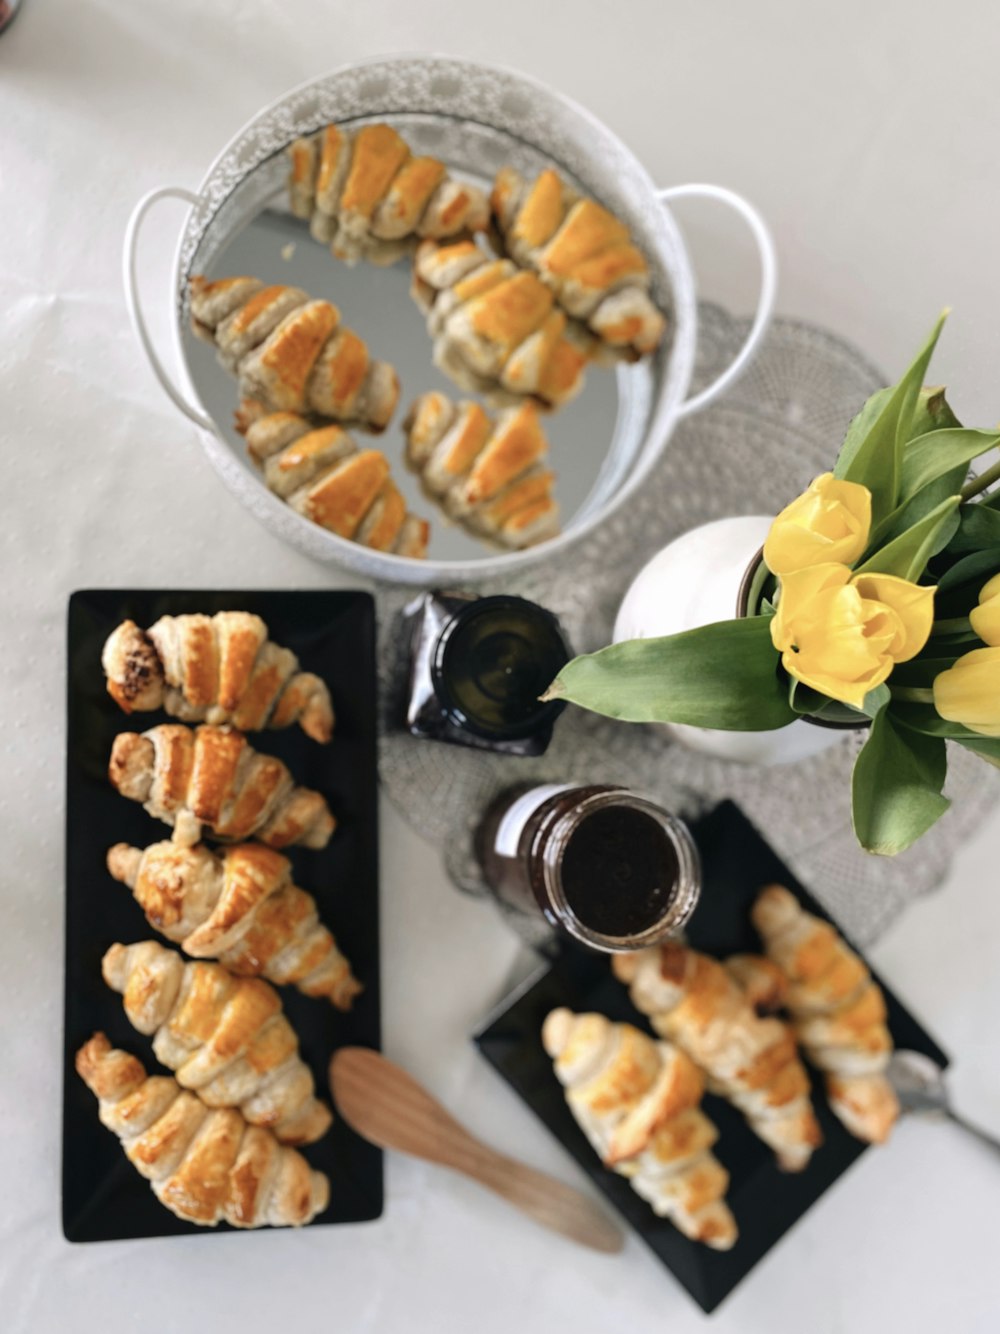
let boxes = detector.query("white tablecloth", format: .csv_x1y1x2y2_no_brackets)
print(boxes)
2,3,998,1331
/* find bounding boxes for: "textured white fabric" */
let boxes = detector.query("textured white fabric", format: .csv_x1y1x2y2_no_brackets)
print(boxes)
1,2,999,1332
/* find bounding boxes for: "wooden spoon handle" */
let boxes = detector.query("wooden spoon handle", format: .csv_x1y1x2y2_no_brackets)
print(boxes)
330,1047,623,1254
457,1143,624,1254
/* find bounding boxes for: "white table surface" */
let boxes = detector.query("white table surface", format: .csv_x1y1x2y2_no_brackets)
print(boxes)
2,2,998,1330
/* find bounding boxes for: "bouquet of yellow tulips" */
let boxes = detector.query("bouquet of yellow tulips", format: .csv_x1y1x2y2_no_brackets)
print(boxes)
546,313,1000,855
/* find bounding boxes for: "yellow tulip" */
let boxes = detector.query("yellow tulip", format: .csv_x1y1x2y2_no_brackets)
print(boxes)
933,646,1000,736
969,570,1000,646
764,473,872,576
771,564,935,708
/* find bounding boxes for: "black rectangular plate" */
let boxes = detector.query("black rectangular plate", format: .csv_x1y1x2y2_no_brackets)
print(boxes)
475,801,947,1314
63,589,382,1241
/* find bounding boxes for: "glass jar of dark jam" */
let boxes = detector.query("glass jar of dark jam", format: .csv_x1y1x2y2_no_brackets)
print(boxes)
475,783,701,952
405,591,570,756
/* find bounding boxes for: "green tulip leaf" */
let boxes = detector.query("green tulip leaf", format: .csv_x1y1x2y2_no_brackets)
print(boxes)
947,503,1000,553
859,683,892,719
896,701,1000,766
889,700,987,740
927,631,981,651
835,313,948,523
889,659,959,691
931,546,1000,619
957,736,1000,769
855,494,960,580
869,480,967,557
936,546,1000,592
788,679,828,716
899,429,1000,498
867,403,974,550
907,385,962,437
837,386,892,464
543,616,796,731
852,708,950,855
743,556,776,618
811,701,872,727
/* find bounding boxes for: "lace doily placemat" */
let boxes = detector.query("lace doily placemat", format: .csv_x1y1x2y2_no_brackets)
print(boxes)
375,305,1000,947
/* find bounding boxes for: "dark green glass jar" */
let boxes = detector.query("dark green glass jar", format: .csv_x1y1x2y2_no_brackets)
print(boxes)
405,592,570,755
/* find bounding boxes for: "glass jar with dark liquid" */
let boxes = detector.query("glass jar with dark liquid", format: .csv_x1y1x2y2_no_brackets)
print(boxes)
405,592,570,755
476,784,701,952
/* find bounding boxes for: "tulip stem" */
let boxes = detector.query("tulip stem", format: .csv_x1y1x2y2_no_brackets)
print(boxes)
961,458,1000,500
891,686,936,704
931,616,972,635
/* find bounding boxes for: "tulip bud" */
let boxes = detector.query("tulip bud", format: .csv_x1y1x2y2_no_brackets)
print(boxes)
934,646,1000,737
764,474,872,577
969,571,1000,647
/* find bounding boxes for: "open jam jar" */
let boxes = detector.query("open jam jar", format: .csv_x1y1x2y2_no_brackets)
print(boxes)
476,783,701,952
405,592,570,756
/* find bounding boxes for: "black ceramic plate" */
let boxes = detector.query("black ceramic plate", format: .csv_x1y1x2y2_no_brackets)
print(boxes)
475,801,947,1314
63,590,382,1241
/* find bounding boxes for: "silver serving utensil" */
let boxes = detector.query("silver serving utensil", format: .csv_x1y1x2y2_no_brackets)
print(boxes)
888,1050,1000,1155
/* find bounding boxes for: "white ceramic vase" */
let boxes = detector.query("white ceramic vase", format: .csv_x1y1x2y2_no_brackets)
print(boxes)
613,516,849,765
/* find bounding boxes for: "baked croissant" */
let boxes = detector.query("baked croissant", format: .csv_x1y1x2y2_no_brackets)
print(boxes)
614,943,823,1171
542,1009,737,1250
403,392,559,549
411,239,593,409
725,953,790,1013
76,1033,329,1227
103,940,332,1144
108,722,335,850
491,166,666,358
189,275,398,431
235,399,429,558
106,840,362,1010
752,885,900,1144
101,611,334,741
288,122,489,266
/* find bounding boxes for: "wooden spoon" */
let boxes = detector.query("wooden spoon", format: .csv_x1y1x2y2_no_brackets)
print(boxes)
330,1047,624,1254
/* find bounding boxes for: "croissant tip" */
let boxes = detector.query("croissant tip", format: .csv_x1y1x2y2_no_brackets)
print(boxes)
74,1031,111,1079
300,711,334,744
106,843,140,884
610,952,639,983
330,976,363,1011
541,1007,573,1057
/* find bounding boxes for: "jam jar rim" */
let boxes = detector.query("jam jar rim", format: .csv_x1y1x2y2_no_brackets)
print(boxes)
430,594,570,741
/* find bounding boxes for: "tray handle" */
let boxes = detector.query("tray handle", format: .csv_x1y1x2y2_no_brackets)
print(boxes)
123,186,214,431
658,184,778,418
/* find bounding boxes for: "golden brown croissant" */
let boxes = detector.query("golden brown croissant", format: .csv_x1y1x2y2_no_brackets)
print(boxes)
410,239,593,409
724,953,790,1013
542,1009,737,1249
614,943,823,1171
403,392,559,549
288,121,489,265
188,276,398,432
108,722,335,850
752,885,899,1144
106,840,362,1010
101,611,334,741
102,940,332,1144
235,399,430,558
491,166,667,358
76,1033,329,1227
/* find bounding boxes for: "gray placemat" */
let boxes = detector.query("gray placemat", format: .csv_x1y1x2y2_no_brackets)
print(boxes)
375,304,1000,946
